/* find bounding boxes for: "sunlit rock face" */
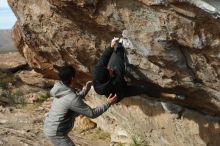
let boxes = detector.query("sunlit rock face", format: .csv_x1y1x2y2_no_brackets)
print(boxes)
8,0,220,145
86,89,220,146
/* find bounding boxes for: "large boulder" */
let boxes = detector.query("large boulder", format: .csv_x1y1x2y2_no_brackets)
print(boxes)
86,88,220,146
8,0,220,145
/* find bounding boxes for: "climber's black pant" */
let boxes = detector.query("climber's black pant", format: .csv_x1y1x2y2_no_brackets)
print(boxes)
107,46,161,102
123,84,161,98
107,80,162,102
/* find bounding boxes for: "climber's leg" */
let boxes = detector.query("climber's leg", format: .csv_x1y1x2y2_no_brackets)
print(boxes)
123,84,161,98
123,84,185,100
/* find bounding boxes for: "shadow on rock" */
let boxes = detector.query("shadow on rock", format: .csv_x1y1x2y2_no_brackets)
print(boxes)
117,64,220,145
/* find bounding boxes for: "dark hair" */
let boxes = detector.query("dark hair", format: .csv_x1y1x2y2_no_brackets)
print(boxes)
58,65,76,85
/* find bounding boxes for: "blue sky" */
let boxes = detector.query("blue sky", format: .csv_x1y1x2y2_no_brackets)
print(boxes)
0,0,17,29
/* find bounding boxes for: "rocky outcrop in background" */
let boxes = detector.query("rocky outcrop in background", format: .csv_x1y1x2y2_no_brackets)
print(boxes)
0,30,16,53
8,0,220,145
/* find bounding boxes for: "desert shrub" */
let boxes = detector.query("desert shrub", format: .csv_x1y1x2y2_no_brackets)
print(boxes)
37,91,50,102
130,136,148,146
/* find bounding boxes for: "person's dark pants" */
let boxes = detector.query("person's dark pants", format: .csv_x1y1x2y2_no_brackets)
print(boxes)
107,46,161,102
124,84,161,98
113,81,161,102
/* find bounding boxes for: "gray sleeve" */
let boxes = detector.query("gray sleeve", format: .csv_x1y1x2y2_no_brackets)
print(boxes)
77,88,86,98
70,97,110,119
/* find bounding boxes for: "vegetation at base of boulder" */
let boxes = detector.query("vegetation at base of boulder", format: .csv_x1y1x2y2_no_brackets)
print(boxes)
0,70,50,106
11,89,24,97
0,71,13,89
1,89,24,105
37,91,50,102
0,82,7,89
0,70,21,90
91,128,111,140
130,136,148,146
114,143,124,146
0,71,11,78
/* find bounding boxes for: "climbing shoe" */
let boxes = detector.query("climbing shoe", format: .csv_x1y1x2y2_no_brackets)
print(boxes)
175,94,186,100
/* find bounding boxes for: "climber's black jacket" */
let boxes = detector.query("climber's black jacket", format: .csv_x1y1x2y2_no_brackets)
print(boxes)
92,46,126,99
93,46,161,102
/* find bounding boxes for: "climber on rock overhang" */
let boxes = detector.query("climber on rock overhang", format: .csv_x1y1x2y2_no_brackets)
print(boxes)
92,37,186,102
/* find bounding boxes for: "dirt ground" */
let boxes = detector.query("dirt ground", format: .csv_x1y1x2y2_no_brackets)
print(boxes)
0,104,111,146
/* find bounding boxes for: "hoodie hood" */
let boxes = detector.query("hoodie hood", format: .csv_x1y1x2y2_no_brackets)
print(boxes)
50,82,73,98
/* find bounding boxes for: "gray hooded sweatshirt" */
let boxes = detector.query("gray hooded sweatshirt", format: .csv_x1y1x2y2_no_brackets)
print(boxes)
43,82,110,136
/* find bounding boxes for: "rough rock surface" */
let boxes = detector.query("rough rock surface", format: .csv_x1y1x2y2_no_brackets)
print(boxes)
87,89,220,145
8,0,220,145
18,70,56,88
0,52,27,72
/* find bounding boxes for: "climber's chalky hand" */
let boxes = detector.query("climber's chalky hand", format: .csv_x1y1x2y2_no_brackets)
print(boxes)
111,37,119,48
